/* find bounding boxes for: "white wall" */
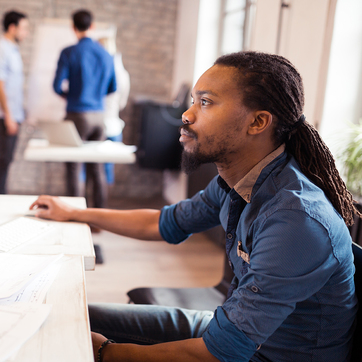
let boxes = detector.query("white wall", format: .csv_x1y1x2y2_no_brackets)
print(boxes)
171,0,200,98
250,0,337,128
193,0,222,83
320,0,362,159
163,0,200,204
27,19,116,124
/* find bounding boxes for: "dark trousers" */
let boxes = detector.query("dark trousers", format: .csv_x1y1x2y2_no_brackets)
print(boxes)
0,119,19,194
65,112,106,208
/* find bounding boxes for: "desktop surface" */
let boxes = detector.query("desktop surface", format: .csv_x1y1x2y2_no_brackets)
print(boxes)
0,195,95,271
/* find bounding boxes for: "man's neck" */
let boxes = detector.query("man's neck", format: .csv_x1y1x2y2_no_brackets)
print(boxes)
75,31,90,40
216,145,277,189
4,33,16,44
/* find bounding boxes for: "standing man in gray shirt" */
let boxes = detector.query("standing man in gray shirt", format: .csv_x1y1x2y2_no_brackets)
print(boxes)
0,10,29,193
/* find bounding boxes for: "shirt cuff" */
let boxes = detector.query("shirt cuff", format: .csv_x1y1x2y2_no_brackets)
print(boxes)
203,306,258,362
159,204,191,244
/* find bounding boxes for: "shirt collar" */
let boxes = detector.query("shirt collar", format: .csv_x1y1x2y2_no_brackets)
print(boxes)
217,144,286,202
79,37,92,43
234,144,285,202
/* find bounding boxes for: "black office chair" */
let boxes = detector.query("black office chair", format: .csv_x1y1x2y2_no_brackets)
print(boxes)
349,203,362,246
127,253,234,311
351,242,362,361
134,83,190,170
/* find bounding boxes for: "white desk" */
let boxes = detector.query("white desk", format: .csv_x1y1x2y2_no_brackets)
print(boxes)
24,138,137,164
12,255,93,362
0,195,94,361
0,195,95,271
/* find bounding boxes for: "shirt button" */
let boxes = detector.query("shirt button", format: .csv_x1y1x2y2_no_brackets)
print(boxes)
227,233,233,239
251,285,259,293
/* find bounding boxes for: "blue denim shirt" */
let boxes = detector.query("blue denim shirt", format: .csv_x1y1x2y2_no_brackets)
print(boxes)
53,37,117,113
0,37,24,122
159,150,357,362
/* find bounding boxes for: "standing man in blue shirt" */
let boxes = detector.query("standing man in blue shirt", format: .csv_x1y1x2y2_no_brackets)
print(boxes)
0,11,29,194
32,52,360,361
53,9,117,209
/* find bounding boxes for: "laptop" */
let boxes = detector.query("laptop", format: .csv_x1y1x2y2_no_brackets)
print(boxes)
38,121,83,147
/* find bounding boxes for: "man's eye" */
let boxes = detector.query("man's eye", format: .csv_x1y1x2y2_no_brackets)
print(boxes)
201,99,209,106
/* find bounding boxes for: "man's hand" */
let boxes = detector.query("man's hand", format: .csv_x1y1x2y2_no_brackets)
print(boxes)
29,195,78,221
92,332,109,362
4,114,18,135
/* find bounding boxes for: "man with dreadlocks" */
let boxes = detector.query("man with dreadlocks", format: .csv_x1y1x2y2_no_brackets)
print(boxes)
31,51,358,361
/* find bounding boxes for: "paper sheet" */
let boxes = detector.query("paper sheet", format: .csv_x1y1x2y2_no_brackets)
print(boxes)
0,303,51,362
0,254,62,299
0,262,61,305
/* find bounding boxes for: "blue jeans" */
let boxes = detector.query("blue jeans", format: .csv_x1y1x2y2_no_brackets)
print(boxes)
88,303,214,345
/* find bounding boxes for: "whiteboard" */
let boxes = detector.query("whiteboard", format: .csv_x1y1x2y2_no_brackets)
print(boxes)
26,18,116,123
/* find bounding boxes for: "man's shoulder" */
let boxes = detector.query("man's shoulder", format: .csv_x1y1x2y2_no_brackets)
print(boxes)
91,41,113,59
60,44,76,57
0,38,6,48
0,39,7,56
0,38,14,54
76,39,113,61
259,157,343,227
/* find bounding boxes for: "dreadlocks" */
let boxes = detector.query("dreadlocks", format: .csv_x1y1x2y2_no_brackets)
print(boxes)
215,51,360,226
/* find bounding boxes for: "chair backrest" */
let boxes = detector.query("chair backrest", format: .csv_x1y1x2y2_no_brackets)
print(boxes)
350,214,362,246
135,84,190,170
351,242,362,361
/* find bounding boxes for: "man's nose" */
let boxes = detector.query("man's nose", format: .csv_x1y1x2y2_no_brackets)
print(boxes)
182,108,194,124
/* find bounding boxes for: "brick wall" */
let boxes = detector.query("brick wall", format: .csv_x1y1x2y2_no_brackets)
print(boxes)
0,0,178,200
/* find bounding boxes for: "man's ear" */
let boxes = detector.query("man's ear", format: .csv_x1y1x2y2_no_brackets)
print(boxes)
247,111,273,135
7,23,16,35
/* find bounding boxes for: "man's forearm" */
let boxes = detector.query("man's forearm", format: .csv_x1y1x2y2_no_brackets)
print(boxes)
71,208,163,241
31,196,163,241
103,338,219,362
0,81,10,117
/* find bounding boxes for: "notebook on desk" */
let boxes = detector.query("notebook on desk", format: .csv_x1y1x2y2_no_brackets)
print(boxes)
38,121,84,147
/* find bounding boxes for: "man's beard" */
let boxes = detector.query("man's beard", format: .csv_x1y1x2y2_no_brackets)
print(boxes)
180,125,228,174
181,145,227,174
181,149,209,175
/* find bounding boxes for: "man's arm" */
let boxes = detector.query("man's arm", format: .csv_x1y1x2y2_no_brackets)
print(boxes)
0,80,18,135
30,195,162,241
92,333,220,362
53,51,69,97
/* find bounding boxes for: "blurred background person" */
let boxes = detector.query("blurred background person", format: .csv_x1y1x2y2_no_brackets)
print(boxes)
53,9,117,210
0,10,29,194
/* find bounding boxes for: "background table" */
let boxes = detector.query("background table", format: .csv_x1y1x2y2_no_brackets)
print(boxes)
24,138,137,164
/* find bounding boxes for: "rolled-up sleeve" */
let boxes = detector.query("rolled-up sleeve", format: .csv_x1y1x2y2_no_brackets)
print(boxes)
159,176,223,244
203,306,258,362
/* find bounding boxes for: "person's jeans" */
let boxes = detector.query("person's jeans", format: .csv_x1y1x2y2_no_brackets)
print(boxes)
88,303,214,344
0,119,19,194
